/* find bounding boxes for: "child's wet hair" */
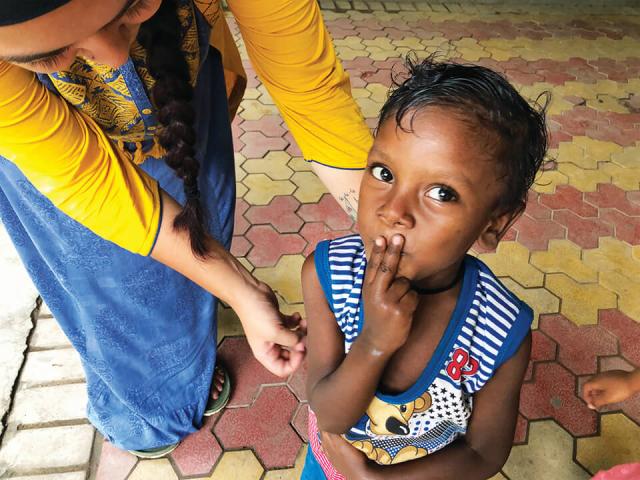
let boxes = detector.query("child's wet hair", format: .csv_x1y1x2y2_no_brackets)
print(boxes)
379,54,549,215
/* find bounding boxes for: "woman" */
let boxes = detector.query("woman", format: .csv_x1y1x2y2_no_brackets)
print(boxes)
0,0,372,457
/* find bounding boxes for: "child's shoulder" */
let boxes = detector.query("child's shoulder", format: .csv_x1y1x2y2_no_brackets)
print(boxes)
464,255,533,367
466,255,527,311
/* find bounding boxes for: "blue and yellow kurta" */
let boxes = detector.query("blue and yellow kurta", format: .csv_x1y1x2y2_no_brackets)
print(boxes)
0,0,372,450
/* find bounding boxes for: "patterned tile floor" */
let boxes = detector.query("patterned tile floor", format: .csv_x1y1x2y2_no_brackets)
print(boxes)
4,1,640,479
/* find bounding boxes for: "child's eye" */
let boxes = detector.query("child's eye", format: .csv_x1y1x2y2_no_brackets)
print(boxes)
371,165,394,183
426,186,457,202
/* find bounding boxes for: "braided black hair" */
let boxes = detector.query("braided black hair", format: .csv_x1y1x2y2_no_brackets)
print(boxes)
138,0,208,257
379,54,550,215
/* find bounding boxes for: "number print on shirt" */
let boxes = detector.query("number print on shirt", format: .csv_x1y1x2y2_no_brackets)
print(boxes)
446,348,480,381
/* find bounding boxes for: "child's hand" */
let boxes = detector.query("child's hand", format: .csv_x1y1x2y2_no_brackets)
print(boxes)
360,235,419,355
582,370,640,409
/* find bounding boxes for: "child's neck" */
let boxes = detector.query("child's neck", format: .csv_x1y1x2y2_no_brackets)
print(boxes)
411,257,465,296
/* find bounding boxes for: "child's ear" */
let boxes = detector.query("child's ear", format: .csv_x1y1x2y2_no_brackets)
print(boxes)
477,203,524,251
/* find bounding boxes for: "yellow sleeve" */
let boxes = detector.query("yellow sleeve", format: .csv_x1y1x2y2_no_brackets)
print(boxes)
227,0,373,169
0,62,161,255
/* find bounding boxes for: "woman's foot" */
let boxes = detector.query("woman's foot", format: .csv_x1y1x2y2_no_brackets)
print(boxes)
204,364,231,416
128,442,179,459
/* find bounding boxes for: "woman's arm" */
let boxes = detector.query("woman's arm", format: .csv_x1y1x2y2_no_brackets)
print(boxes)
227,0,372,214
0,62,304,376
322,333,532,480
304,236,418,433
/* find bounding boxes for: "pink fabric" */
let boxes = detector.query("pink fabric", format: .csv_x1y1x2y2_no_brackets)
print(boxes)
308,410,346,480
591,464,640,480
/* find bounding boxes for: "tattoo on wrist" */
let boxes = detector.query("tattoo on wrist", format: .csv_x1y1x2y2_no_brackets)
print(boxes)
339,188,359,221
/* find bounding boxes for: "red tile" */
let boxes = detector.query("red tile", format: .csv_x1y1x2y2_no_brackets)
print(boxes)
284,131,303,157
171,416,222,477
512,213,566,251
240,131,288,159
292,403,310,443
288,359,308,402
297,194,355,231
234,198,250,236
217,337,283,407
585,184,640,216
539,314,618,376
525,329,558,381
552,210,613,249
513,414,528,444
300,222,355,257
242,115,287,138
95,441,137,480
520,362,598,437
524,191,552,220
231,235,251,257
245,225,306,267
540,185,598,217
244,196,303,233
214,386,303,469
599,208,640,245
599,309,640,367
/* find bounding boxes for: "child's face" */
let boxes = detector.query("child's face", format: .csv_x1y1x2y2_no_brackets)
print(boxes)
358,107,511,284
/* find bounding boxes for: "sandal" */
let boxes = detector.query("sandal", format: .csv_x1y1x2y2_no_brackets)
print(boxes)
204,363,231,416
128,442,179,459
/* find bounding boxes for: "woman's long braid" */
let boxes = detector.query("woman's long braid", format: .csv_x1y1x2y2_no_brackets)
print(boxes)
138,0,208,256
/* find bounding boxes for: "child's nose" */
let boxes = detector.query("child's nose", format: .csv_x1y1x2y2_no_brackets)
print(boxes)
378,192,415,229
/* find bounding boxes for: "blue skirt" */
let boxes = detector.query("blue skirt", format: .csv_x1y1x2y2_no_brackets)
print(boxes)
0,50,235,450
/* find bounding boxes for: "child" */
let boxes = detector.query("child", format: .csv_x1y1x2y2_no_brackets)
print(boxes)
583,369,640,410
300,56,548,479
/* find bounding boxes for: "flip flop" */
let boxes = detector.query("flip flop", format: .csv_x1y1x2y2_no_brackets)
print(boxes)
204,364,231,416
128,442,179,459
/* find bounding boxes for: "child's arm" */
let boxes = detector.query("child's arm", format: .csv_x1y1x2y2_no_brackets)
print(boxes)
304,236,419,433
321,332,532,480
582,369,640,409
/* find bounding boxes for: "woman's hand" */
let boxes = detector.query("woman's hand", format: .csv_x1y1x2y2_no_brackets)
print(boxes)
360,235,418,356
320,431,376,480
582,370,640,409
233,280,306,377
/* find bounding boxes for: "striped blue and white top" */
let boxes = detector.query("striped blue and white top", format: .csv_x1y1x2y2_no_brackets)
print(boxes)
312,234,532,465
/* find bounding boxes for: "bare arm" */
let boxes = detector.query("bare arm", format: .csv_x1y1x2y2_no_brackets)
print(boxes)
322,332,531,480
152,191,305,377
304,235,418,433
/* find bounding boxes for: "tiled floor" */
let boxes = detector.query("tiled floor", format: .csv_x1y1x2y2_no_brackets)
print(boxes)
3,1,640,479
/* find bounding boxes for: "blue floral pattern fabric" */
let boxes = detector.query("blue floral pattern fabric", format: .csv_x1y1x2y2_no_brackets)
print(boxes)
0,8,235,450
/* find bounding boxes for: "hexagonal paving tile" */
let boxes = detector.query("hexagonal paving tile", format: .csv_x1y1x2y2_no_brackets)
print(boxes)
577,414,640,475
297,194,355,231
520,362,597,437
205,450,264,480
530,239,598,283
245,225,306,268
127,459,178,480
253,255,306,305
216,337,283,408
244,196,303,233
499,278,560,329
243,151,294,180
95,441,137,480
242,174,296,205
170,415,222,477
539,314,618,376
214,386,302,469
545,273,617,326
503,420,590,479
291,172,329,204
478,242,544,288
